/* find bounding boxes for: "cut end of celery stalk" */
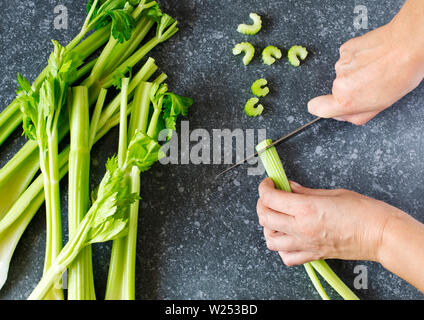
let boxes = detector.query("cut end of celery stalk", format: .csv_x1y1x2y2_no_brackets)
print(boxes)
0,261,9,290
256,139,291,192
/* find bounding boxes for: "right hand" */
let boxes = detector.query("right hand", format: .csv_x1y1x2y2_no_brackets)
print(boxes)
257,179,410,266
308,8,424,125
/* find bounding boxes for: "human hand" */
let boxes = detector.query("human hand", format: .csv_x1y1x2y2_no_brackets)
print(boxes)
256,178,408,266
308,4,424,125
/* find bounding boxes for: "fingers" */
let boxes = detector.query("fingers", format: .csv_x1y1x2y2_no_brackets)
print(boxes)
279,251,318,267
262,227,319,266
308,94,349,118
257,199,295,233
258,178,314,215
308,94,380,125
289,181,345,197
264,230,301,252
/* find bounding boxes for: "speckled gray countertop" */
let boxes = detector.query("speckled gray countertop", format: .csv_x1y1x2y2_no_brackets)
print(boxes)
0,0,423,300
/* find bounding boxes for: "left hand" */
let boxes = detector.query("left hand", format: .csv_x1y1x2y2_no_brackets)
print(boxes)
256,178,407,266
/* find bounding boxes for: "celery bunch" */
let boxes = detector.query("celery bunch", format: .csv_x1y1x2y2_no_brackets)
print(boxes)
27,76,192,300
0,0,190,300
256,139,359,300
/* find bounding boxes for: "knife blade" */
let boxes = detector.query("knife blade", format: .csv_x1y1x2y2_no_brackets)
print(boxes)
216,117,322,178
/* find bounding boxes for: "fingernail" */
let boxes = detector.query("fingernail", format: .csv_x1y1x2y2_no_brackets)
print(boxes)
290,181,302,188
307,100,316,113
333,117,346,122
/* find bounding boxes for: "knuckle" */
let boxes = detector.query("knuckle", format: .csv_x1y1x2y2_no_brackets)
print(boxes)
258,210,268,227
259,215,266,227
340,39,355,54
256,200,263,215
333,90,353,109
350,118,367,126
282,256,294,267
298,201,316,215
332,78,344,95
339,42,349,54
334,61,344,75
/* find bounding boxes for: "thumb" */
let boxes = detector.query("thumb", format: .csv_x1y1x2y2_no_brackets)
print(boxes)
335,111,379,126
308,94,348,118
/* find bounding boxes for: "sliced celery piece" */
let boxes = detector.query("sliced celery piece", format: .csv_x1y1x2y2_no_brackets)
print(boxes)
245,98,264,117
288,45,308,67
251,79,269,98
237,13,262,35
233,42,255,66
262,46,282,66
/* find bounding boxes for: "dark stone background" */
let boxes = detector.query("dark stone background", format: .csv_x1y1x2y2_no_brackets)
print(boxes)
0,0,423,299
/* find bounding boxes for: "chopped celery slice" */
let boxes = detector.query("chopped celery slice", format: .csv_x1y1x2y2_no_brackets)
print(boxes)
256,139,359,300
233,42,255,66
262,45,282,65
237,13,262,35
244,98,264,117
251,79,269,97
288,45,308,67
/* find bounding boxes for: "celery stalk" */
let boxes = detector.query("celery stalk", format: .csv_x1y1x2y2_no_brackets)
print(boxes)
89,89,108,148
105,81,153,300
129,82,153,137
105,78,134,300
0,141,39,220
99,15,178,89
0,147,69,290
105,81,193,300
304,262,330,300
67,86,95,300
311,260,359,300
256,139,359,300
85,2,156,86
97,58,158,131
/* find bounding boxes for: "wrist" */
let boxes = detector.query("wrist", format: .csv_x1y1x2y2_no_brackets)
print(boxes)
389,1,424,77
377,213,424,266
376,213,424,291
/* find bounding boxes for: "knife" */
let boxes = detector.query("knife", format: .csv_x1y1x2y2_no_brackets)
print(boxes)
216,117,322,178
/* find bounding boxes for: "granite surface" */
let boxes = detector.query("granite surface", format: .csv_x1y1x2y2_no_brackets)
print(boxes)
0,0,423,300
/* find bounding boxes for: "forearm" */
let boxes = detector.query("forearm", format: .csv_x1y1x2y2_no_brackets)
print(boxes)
378,214,424,293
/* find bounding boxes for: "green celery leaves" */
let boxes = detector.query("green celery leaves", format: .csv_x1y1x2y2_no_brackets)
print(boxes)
125,131,162,172
162,93,193,132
